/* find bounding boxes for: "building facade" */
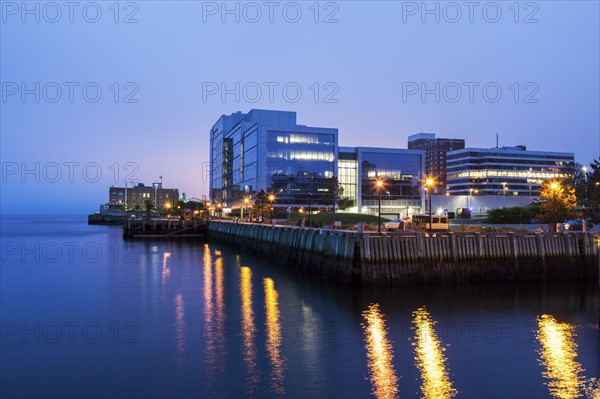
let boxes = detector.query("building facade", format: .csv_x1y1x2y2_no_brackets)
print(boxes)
338,147,426,217
209,110,338,211
109,182,179,211
446,146,574,196
408,133,465,193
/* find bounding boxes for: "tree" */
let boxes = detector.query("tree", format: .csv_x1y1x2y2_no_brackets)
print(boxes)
144,199,154,219
253,189,267,218
576,159,600,223
536,180,577,231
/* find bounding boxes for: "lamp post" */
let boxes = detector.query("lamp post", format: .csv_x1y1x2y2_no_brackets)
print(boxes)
375,179,383,233
243,197,250,221
550,182,559,231
468,188,473,209
426,178,434,234
268,193,276,221
307,193,312,227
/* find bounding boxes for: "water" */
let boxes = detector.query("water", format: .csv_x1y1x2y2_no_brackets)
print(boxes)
1,215,599,399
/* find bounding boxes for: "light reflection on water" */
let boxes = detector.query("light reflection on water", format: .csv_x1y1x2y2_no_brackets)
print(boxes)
362,303,400,399
240,266,260,393
161,252,171,286
264,277,287,395
412,307,457,399
536,314,585,399
174,292,185,366
202,245,226,383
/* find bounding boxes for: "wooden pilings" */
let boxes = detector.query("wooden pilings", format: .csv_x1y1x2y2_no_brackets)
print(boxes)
208,222,599,284
123,219,208,239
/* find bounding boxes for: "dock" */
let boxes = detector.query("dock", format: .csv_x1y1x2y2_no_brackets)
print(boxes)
207,221,599,284
123,219,208,239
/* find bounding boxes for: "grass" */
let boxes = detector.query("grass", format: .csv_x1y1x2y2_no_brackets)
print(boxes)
280,213,383,229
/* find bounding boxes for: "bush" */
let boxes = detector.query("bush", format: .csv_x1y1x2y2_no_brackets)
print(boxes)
487,206,538,224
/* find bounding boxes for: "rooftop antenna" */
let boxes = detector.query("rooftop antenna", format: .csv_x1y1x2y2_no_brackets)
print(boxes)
496,132,499,148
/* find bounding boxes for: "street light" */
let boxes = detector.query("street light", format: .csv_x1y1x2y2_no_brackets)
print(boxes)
468,188,473,209
550,182,559,232
267,193,276,220
376,179,384,233
243,196,250,220
426,178,434,234
307,193,313,227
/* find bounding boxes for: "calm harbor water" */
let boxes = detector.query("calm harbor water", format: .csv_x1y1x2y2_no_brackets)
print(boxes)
1,215,599,399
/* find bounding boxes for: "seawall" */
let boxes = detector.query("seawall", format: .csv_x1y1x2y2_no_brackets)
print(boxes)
207,221,599,284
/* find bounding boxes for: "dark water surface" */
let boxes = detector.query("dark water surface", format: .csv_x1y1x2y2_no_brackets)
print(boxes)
1,216,599,398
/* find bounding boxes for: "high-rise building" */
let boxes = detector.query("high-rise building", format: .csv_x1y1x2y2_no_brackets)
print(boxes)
446,146,575,196
209,110,338,212
338,147,425,216
407,133,465,193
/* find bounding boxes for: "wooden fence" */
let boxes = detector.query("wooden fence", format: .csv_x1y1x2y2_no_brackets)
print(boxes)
208,222,599,284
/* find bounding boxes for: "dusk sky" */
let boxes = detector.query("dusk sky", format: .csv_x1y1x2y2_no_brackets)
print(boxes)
1,1,599,214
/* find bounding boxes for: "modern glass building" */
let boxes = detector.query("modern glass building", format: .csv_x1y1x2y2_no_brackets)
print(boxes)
338,147,426,217
210,110,338,212
446,146,575,196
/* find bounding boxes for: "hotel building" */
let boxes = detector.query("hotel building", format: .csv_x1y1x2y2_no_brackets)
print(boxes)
446,146,575,196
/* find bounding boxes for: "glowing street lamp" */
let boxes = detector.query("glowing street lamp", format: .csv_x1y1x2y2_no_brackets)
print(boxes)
426,178,434,234
243,196,250,220
550,182,560,231
376,179,384,233
267,193,276,220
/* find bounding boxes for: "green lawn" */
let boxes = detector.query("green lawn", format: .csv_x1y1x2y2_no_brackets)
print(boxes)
280,213,383,229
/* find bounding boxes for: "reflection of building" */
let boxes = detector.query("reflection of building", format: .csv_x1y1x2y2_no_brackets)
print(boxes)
408,133,465,194
109,182,179,210
338,147,425,216
446,146,574,196
209,110,338,211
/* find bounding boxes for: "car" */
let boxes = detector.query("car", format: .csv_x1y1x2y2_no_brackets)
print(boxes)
564,219,594,231
383,218,401,230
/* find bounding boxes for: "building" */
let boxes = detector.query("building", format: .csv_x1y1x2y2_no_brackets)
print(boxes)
446,146,574,196
408,133,465,193
209,109,338,212
338,147,426,217
109,182,179,211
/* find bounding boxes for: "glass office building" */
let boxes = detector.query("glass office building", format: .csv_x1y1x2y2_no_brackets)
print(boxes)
210,110,338,212
338,147,426,217
446,146,575,196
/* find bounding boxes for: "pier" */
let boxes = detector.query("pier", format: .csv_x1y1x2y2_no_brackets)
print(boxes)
123,219,208,239
208,221,599,284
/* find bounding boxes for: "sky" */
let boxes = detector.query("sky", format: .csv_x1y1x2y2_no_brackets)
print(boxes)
1,0,599,214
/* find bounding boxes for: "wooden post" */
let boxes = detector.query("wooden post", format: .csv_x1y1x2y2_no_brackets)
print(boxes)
535,233,545,259
448,232,458,262
475,233,482,258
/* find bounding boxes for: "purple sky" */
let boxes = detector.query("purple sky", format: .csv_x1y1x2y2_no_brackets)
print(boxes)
1,1,599,214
